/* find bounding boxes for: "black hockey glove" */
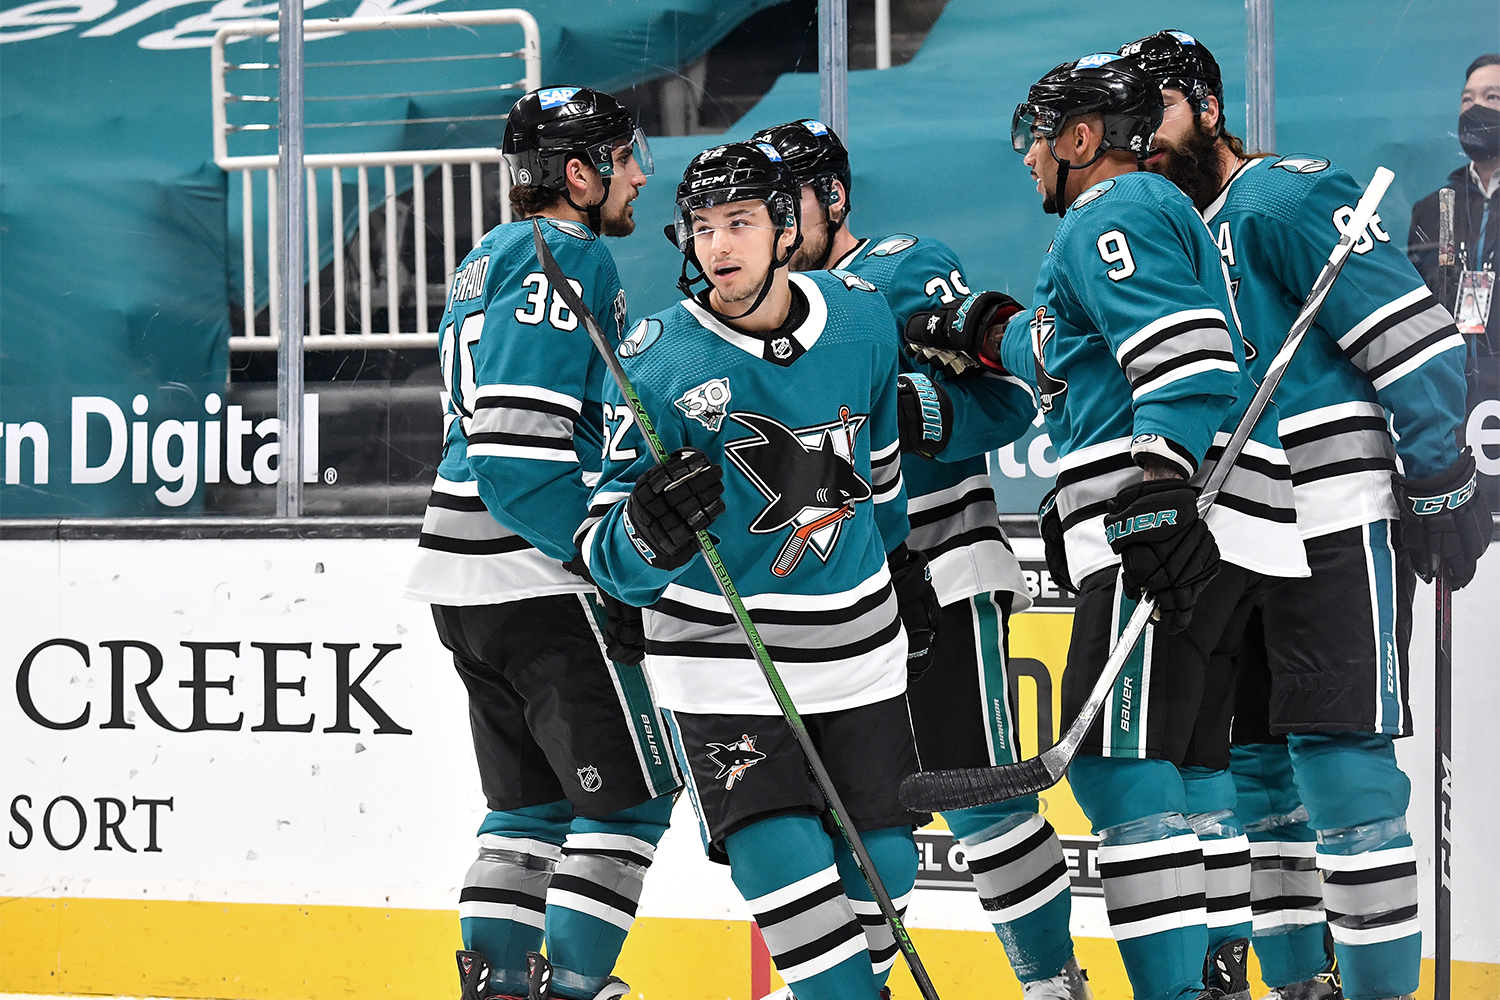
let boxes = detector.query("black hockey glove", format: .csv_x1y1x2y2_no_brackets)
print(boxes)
888,543,942,681
1103,480,1220,634
624,447,726,572
563,555,646,664
896,372,953,458
903,290,1024,378
1392,448,1492,589
1038,487,1076,595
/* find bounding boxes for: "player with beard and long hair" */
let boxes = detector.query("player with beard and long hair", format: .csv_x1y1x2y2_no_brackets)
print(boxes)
1126,30,1483,1000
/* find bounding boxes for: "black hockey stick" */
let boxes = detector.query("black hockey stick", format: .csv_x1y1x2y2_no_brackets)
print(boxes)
532,221,942,1000
899,166,1396,812
1433,186,1455,1000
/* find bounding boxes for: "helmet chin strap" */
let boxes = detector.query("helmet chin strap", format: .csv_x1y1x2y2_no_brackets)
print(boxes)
678,229,805,327
1046,138,1108,218
805,200,846,271
562,176,610,234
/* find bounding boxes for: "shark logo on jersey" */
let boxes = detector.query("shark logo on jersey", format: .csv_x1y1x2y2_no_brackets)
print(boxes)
725,409,872,575
705,735,766,789
613,288,629,339
619,317,663,358
675,377,733,431
1270,156,1329,174
1030,306,1068,413
869,235,918,257
546,219,596,241
831,269,878,292
1070,179,1115,210
538,87,580,109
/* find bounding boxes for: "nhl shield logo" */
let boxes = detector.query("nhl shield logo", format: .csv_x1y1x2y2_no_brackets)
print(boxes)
771,337,793,359
705,735,767,790
576,765,602,792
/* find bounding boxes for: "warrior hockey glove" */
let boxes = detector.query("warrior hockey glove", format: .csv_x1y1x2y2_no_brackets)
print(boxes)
564,555,647,665
888,543,941,681
1392,448,1492,589
896,372,953,458
1103,480,1220,634
1038,486,1076,594
903,290,1024,378
624,447,726,572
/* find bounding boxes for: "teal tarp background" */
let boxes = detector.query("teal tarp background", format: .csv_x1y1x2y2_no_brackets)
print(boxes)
2,0,1497,515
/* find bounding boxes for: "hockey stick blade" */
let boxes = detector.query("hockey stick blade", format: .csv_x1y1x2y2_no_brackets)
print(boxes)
900,166,1396,815
530,221,944,1000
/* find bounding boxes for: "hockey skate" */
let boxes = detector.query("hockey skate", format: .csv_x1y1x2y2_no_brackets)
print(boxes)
525,952,630,1000
1205,938,1251,1000
1023,956,1093,1000
1256,933,1343,1000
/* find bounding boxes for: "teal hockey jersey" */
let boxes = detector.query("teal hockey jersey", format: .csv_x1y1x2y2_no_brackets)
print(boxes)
1202,154,1467,538
403,218,628,606
995,171,1307,584
581,271,910,716
831,234,1035,609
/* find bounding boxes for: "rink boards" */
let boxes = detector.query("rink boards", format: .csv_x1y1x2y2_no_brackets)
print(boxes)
1,531,1496,1000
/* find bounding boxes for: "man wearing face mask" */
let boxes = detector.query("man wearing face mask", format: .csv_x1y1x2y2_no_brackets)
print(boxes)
1410,54,1500,355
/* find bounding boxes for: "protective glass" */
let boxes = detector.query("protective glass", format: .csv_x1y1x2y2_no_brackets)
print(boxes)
1011,103,1063,153
618,127,654,177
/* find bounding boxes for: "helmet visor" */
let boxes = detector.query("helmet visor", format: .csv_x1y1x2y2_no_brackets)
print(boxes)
596,127,654,178
672,191,796,251
1011,103,1063,153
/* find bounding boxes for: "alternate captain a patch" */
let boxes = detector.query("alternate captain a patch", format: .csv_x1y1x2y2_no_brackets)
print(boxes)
724,407,871,576
705,735,766,790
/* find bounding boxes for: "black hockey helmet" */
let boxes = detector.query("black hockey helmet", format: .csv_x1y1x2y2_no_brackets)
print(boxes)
751,118,852,269
502,87,652,232
671,141,803,321
1012,53,1163,216
1119,30,1226,135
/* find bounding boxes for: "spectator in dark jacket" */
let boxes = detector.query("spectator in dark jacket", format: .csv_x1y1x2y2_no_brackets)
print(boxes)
1409,53,1500,355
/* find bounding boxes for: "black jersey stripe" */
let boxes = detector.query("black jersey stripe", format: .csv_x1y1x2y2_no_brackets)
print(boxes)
1099,848,1205,879
920,525,1007,560
1340,294,1439,361
426,491,489,512
1362,324,1463,383
752,880,847,926
1055,451,1136,489
1118,315,1231,371
771,920,867,971
652,586,892,629
1128,348,1238,391
645,615,902,661
907,485,998,529
1106,894,1210,926
1211,492,1299,523
1202,447,1294,480
418,532,533,555
473,395,582,420
982,861,1073,914
459,886,547,911
1278,414,1390,449
1290,456,1397,486
466,431,576,450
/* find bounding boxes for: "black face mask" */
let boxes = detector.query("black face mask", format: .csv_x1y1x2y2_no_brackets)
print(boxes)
1459,104,1500,162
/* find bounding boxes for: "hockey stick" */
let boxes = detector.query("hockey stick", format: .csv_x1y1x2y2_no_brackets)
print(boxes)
532,221,942,1000
1433,186,1455,1000
899,166,1397,812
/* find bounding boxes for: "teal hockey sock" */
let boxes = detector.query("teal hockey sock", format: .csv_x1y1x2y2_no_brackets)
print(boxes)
543,794,674,999
463,801,574,996
945,797,1074,982
832,825,918,989
726,812,881,1000
1182,767,1253,955
1071,756,1206,1000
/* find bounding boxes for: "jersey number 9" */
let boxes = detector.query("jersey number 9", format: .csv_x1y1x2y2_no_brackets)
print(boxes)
1097,230,1137,282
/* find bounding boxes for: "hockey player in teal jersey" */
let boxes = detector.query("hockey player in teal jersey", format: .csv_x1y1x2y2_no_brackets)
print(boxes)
578,142,939,1000
1128,29,1490,1000
752,117,1090,1000
402,87,681,1000
906,53,1310,1000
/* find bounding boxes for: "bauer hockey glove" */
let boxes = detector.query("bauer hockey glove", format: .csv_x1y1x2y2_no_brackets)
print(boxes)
1103,480,1220,634
624,447,726,572
564,555,647,665
1392,447,1492,589
888,543,941,680
903,290,1024,377
896,372,953,458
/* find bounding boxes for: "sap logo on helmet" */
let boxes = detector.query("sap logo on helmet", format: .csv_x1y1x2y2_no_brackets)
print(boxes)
1076,53,1120,69
869,234,918,257
756,142,784,162
547,219,595,241
538,87,581,109
1070,179,1115,209
619,318,663,358
1271,156,1329,174
803,120,830,136
1168,30,1197,45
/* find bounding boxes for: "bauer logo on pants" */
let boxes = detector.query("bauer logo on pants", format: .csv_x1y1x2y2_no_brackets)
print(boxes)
705,735,766,789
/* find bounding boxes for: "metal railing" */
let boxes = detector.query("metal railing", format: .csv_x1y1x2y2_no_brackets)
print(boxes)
211,10,541,351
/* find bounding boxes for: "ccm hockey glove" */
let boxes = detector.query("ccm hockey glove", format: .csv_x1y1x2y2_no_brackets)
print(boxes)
896,372,953,458
564,555,647,665
1103,480,1220,634
624,447,726,572
888,543,941,681
1392,448,1492,589
903,290,1024,377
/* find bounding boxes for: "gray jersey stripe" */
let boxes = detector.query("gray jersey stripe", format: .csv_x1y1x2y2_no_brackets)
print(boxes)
468,402,576,441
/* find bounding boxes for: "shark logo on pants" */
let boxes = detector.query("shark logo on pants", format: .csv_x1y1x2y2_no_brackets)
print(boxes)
705,735,767,790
